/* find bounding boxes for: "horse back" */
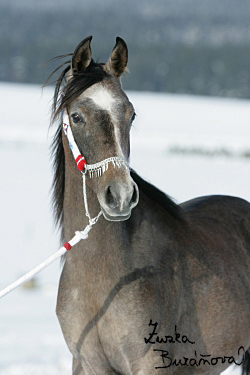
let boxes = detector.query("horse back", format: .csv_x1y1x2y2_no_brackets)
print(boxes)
180,195,250,287
181,195,250,243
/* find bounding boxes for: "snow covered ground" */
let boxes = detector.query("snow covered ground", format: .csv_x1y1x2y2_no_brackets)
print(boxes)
0,82,249,374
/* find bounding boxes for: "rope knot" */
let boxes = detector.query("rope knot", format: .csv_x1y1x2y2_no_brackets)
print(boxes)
75,225,92,240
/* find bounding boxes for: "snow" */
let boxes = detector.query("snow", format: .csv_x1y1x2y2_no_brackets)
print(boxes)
0,82,249,374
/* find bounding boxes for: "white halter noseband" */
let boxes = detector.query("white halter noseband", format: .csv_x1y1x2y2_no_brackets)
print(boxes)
62,110,129,177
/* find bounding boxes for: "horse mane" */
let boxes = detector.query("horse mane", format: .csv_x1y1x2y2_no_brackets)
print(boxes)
130,169,185,221
51,124,65,241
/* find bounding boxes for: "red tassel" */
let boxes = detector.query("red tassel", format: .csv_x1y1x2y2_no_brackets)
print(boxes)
76,155,87,171
64,242,72,251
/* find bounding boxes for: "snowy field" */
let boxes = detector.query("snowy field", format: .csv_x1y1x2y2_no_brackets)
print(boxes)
0,82,249,374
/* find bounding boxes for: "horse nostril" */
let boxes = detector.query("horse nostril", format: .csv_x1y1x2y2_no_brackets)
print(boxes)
105,186,116,206
130,184,139,207
131,186,137,204
105,186,112,204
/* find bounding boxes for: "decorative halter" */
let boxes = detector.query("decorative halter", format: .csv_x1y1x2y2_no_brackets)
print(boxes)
0,109,131,299
62,110,129,177
62,109,130,249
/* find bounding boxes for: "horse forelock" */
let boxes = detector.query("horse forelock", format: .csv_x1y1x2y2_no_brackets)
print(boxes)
49,59,108,123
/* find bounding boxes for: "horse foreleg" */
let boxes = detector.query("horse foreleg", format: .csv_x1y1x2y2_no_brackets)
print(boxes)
73,357,85,375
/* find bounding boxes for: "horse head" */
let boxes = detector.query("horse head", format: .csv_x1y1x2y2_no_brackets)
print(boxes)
54,36,139,221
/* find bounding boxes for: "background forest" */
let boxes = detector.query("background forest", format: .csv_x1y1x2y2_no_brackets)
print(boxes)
2,0,250,98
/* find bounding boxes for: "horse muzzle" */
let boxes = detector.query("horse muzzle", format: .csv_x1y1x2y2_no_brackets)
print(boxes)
99,178,139,221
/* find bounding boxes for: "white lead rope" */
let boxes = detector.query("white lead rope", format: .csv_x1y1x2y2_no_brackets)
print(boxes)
0,246,67,299
0,173,102,299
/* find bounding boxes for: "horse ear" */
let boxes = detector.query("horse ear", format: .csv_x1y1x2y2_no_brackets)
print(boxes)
105,37,128,78
71,36,92,74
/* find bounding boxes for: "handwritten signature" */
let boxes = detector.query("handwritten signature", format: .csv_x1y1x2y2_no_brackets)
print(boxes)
144,320,245,369
144,320,195,345
153,347,245,369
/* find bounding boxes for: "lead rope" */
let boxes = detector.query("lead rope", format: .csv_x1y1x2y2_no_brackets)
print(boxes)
82,171,102,224
0,171,102,299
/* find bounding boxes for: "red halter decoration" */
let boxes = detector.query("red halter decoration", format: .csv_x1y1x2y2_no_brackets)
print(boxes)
75,155,87,171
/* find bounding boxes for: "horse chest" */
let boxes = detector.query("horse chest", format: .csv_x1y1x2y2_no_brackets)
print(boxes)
57,259,162,373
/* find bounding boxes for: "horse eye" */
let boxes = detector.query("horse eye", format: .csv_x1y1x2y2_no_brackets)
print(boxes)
131,112,136,124
71,113,83,124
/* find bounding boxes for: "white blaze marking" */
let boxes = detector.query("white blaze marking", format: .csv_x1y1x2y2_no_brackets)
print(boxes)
88,86,115,112
84,84,125,158
113,120,125,158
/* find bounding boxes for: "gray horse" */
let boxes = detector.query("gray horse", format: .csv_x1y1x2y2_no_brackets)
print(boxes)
49,36,250,374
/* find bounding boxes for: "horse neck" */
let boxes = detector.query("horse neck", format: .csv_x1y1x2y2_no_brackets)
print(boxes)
62,156,133,285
